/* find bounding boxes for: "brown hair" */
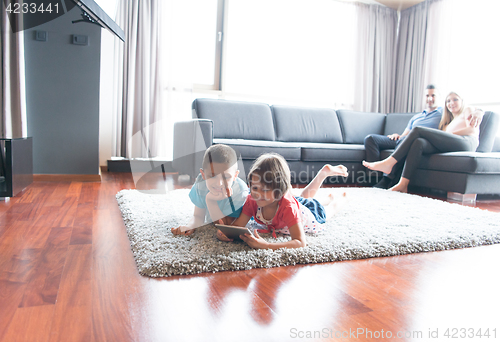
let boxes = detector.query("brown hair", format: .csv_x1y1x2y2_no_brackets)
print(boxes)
202,144,238,175
247,153,292,200
439,91,465,130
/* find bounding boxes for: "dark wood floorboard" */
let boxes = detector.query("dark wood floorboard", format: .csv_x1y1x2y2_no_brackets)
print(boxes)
0,171,499,342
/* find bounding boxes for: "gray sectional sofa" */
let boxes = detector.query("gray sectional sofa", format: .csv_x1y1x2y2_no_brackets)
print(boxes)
173,98,500,196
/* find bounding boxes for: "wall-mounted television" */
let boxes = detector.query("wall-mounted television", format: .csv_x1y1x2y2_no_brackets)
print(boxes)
69,0,124,41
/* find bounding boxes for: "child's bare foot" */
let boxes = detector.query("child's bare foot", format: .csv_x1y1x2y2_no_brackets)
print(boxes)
216,229,233,242
324,191,348,219
362,158,396,175
171,226,195,236
320,164,349,178
320,192,339,206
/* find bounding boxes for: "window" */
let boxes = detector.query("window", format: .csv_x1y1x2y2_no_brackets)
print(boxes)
161,0,223,90
223,0,358,108
157,0,360,159
430,0,500,118
157,0,224,159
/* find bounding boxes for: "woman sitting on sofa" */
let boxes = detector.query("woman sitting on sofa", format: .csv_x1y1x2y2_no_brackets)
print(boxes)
363,91,483,193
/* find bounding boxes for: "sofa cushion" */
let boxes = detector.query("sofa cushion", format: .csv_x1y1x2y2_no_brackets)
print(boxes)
272,105,343,143
494,137,500,153
336,110,386,144
192,99,275,141
213,139,301,161
380,150,394,159
418,152,500,174
300,143,366,162
384,113,416,136
476,111,500,152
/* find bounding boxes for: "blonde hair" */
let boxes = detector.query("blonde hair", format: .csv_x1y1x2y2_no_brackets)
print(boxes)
439,91,465,130
247,153,292,200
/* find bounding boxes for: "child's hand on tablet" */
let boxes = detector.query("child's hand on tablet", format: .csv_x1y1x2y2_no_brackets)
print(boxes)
216,219,233,241
240,230,269,249
216,229,233,242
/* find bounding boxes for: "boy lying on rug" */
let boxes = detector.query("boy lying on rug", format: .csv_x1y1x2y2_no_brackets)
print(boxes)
171,144,249,237
222,153,349,250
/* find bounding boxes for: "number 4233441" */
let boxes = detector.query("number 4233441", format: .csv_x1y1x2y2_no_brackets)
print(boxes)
5,2,59,14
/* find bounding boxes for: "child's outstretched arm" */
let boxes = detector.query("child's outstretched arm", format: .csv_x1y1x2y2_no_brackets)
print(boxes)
171,206,206,236
240,222,307,250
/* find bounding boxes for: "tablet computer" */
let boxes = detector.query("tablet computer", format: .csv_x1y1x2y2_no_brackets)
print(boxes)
215,224,253,240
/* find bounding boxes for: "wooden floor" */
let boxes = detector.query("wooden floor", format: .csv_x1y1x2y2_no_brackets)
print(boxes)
1,172,500,342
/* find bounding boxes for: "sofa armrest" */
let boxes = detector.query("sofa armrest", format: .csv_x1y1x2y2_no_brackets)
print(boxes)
172,119,213,179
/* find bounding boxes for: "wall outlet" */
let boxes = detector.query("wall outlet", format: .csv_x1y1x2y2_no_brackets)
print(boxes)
72,35,89,46
35,31,47,42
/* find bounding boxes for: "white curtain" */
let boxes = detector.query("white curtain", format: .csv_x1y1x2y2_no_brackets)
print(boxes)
113,0,162,158
423,0,500,108
354,4,398,113
422,0,446,96
393,0,436,113
1,5,26,138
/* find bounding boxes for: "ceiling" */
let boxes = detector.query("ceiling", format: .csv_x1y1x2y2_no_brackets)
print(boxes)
342,0,426,11
374,0,426,10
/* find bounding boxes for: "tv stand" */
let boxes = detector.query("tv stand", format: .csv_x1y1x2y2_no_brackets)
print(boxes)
0,138,33,197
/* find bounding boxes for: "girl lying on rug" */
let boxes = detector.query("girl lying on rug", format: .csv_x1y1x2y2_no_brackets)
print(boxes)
221,153,349,250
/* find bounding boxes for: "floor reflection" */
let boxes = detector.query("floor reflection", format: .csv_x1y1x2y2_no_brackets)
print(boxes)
204,263,348,330
409,245,500,334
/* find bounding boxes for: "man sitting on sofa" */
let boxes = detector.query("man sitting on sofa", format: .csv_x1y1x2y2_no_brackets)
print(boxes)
364,84,484,189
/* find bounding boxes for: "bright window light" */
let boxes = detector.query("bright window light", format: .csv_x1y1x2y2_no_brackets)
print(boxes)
162,0,219,87
94,0,118,20
224,0,357,108
433,0,500,107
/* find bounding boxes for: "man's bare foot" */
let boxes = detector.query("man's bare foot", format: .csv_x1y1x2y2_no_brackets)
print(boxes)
320,164,349,178
389,183,408,193
388,179,409,193
362,158,396,175
171,226,195,236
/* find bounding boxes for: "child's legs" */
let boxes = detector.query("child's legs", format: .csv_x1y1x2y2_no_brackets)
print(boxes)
297,201,325,233
300,173,326,199
323,192,348,220
301,164,346,198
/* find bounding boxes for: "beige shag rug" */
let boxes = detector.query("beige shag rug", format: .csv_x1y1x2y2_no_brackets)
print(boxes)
116,188,500,277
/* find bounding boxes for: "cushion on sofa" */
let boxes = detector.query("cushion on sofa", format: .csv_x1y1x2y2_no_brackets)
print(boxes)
213,138,301,161
418,152,500,174
192,99,276,141
300,143,366,162
336,110,386,144
271,105,343,143
476,111,500,152
493,137,500,152
384,113,417,136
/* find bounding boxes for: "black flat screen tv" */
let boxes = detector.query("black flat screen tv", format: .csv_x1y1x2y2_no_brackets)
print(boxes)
69,0,124,41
